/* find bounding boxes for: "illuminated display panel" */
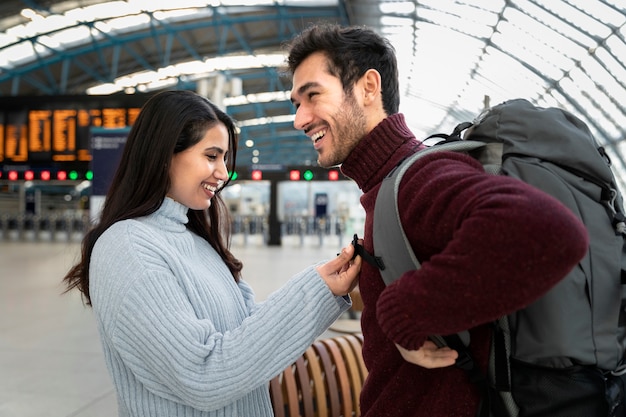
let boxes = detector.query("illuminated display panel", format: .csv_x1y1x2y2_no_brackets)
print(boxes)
28,110,52,161
52,109,77,161
5,110,28,162
102,108,127,128
0,93,155,170
0,113,4,162
87,109,102,127
127,108,141,126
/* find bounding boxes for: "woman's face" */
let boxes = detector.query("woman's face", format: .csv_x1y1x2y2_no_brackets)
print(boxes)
167,122,230,210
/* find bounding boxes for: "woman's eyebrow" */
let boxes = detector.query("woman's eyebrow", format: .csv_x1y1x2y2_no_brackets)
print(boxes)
204,146,226,153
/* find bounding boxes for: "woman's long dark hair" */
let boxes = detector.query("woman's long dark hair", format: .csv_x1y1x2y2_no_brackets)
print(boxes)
63,90,242,305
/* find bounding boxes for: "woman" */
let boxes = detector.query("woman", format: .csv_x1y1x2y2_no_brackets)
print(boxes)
63,90,361,417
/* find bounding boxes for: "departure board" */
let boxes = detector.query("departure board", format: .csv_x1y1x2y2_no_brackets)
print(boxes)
102,108,127,128
0,121,3,162
52,109,76,161
29,110,52,159
5,110,28,162
0,93,151,167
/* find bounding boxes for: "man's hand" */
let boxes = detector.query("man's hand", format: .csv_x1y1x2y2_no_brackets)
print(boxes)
395,340,458,369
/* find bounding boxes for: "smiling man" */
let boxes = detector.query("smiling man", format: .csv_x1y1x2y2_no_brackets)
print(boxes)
285,24,589,417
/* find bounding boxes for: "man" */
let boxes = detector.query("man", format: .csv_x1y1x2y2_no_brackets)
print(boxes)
285,24,589,416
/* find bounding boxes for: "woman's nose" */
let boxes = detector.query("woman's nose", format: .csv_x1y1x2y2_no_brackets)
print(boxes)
215,159,229,181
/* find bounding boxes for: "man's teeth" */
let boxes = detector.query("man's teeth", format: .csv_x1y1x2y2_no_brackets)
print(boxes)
311,130,326,142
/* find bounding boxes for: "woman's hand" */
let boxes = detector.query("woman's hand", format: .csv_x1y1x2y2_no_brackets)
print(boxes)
316,243,361,296
395,340,458,368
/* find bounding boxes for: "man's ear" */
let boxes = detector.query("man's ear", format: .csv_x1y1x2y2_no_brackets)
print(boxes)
362,69,382,105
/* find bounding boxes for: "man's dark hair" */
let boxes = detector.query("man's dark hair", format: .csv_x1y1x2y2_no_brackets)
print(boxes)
286,24,400,115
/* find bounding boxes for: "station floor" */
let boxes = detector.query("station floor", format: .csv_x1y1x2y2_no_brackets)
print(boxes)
0,234,357,417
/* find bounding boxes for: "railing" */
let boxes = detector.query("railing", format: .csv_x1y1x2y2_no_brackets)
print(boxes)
0,212,90,242
0,213,349,247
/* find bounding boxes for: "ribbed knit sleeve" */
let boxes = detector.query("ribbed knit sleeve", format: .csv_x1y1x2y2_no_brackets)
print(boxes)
89,200,350,416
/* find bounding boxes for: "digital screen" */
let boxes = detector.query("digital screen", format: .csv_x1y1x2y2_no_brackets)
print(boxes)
5,110,28,162
0,93,152,168
52,109,77,161
28,110,52,159
102,108,127,128
0,119,4,162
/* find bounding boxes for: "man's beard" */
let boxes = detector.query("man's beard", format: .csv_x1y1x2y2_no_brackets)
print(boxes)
318,96,367,168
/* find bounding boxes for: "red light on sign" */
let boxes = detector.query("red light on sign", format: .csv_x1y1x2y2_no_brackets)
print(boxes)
251,170,262,181
289,170,300,181
8,171,18,181
41,170,51,181
328,170,339,181
24,170,34,181
57,170,67,180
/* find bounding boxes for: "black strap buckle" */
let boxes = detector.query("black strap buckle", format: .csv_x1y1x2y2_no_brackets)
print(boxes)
350,234,385,270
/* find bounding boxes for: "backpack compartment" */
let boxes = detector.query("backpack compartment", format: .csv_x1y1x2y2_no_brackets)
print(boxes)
503,155,626,370
510,358,608,417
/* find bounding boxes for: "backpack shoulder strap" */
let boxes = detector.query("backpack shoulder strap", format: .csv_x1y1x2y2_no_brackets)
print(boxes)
373,140,487,285
372,139,486,373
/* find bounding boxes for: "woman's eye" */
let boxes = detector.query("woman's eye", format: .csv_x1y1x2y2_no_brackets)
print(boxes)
206,154,217,160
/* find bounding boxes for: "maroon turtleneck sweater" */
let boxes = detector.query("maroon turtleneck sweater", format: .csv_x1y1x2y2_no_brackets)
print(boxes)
340,113,589,417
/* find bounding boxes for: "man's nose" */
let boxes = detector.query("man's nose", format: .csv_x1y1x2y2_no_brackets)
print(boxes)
293,105,311,131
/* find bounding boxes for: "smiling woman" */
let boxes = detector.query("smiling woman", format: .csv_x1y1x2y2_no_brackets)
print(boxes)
60,89,362,417
167,122,230,210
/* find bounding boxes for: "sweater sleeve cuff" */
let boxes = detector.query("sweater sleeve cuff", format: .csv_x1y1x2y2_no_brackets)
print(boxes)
376,283,427,350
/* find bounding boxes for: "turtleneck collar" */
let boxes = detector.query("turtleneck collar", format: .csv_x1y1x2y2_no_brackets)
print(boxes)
340,113,423,193
149,197,190,232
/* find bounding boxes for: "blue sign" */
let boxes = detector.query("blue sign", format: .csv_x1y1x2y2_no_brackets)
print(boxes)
90,127,130,196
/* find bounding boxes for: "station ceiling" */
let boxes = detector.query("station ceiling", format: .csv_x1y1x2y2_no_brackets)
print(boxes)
1,0,625,185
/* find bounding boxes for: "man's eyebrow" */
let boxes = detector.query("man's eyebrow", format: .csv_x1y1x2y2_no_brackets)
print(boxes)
290,81,320,103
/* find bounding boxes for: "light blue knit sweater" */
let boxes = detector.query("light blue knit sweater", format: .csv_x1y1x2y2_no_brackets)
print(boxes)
90,197,350,417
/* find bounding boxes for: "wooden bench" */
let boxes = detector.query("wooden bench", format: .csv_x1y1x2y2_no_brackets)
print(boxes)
270,334,368,417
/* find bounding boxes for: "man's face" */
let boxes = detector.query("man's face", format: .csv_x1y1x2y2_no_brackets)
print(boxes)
290,52,367,168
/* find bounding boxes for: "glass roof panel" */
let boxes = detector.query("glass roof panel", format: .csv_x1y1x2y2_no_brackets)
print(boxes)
607,32,626,69
545,1,613,38
3,42,35,66
515,0,598,49
379,1,415,14
490,25,564,81
595,48,626,103
567,0,626,26
507,10,584,62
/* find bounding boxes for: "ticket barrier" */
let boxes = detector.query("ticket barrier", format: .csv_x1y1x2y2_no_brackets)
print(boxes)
0,212,89,242
281,215,345,248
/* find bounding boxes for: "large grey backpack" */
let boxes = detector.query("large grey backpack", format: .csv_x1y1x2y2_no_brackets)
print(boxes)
373,98,626,417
